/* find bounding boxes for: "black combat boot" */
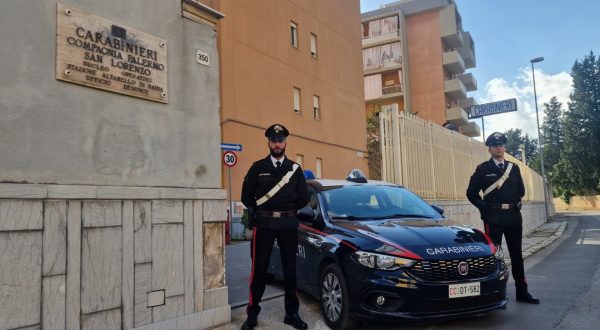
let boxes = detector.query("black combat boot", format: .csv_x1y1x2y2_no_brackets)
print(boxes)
516,283,540,304
241,306,260,330
283,313,308,329
516,290,540,304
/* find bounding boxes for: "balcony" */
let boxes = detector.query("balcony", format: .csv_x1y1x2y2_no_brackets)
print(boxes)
458,73,477,92
457,31,476,69
459,97,477,109
365,85,403,103
461,121,481,137
443,50,465,74
362,30,401,48
382,84,402,95
440,4,464,48
446,106,469,126
444,78,467,100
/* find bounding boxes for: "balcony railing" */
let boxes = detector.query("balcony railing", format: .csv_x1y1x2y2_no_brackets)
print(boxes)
461,121,481,138
362,30,401,48
458,73,477,92
444,78,467,100
382,84,402,95
446,106,469,126
457,31,476,68
443,50,465,74
459,97,476,109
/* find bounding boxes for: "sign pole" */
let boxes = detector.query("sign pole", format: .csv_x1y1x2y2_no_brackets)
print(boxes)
227,166,232,243
222,150,237,244
481,117,485,140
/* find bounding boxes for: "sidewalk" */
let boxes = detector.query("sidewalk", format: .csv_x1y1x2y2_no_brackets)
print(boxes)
225,240,283,308
219,216,569,330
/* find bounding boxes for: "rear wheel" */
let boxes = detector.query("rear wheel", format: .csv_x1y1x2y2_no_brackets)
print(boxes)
319,264,357,330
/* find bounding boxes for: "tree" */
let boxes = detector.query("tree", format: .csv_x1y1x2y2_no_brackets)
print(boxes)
502,128,538,166
553,51,600,200
541,96,564,172
540,96,564,195
367,111,382,180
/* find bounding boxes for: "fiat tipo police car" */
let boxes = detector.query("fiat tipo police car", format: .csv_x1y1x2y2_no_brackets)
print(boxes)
268,170,508,329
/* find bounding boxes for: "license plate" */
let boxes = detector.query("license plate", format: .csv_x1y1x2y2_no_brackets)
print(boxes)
448,282,480,298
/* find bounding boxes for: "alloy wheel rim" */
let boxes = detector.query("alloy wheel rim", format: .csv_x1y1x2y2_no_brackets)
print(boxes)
321,272,342,322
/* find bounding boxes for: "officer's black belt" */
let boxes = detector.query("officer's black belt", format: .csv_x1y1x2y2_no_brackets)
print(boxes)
257,210,295,218
488,202,521,210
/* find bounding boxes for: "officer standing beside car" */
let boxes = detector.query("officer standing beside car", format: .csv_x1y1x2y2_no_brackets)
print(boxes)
467,132,540,304
240,124,310,330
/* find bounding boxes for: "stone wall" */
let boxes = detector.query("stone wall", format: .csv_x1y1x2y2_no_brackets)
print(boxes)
554,196,600,211
0,184,230,330
428,200,551,235
0,1,222,189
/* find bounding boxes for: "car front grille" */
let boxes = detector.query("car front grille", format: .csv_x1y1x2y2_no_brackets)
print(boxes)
407,256,498,281
411,292,504,313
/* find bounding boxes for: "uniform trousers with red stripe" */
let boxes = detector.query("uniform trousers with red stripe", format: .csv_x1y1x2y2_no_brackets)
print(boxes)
247,227,299,317
485,223,527,290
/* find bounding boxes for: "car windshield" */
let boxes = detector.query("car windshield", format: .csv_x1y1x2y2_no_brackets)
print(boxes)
322,185,442,220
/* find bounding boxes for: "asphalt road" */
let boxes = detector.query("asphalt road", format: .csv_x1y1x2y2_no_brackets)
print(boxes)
223,212,600,330
347,212,600,329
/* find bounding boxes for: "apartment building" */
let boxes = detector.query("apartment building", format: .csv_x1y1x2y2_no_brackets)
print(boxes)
361,0,480,137
214,0,368,200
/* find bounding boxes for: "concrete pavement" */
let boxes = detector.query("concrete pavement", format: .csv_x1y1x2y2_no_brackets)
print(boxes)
219,215,569,330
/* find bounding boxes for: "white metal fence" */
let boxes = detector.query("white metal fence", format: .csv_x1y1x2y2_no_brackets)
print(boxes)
379,105,545,201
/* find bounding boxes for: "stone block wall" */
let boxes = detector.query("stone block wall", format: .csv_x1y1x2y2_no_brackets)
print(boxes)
0,183,230,330
554,195,600,211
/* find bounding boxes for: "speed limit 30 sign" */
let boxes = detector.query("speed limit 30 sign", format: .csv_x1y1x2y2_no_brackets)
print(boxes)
223,151,237,167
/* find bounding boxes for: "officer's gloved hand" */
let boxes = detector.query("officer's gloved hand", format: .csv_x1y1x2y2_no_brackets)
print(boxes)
245,208,255,229
478,201,488,212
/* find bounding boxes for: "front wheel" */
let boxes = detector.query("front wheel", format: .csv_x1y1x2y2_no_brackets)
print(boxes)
319,264,357,330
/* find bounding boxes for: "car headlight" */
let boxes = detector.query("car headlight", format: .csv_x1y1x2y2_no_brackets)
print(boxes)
353,251,416,271
494,245,504,260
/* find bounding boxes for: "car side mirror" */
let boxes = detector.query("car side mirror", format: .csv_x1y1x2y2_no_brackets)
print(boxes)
297,206,316,222
431,204,444,216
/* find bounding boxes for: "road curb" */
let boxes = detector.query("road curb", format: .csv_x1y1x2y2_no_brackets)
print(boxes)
523,221,567,259
505,220,567,267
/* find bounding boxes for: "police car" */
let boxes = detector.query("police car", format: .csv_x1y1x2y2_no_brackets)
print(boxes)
268,170,508,329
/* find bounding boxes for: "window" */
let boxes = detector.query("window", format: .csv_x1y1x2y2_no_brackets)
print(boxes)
293,87,301,113
313,95,320,120
316,158,323,179
310,33,317,57
290,22,298,48
296,154,304,167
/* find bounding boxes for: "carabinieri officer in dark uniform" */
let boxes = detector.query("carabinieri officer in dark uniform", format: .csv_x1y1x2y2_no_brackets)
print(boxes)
240,124,309,330
467,132,540,304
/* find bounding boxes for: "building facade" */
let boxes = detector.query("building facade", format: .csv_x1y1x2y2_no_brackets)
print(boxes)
361,0,480,137
213,0,368,202
0,1,230,329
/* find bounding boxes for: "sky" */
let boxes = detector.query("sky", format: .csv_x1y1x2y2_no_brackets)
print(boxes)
360,0,599,141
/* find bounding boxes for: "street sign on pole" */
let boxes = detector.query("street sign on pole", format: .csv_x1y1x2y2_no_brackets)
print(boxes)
468,98,518,119
223,151,237,167
220,143,243,151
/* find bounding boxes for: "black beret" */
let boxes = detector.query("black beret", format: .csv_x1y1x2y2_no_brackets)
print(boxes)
485,132,508,146
265,124,289,140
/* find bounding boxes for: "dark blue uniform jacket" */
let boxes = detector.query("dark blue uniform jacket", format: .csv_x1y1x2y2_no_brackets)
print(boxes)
466,159,525,226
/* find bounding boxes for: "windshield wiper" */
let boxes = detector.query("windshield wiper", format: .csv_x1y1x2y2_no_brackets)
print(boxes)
369,214,434,219
330,215,376,220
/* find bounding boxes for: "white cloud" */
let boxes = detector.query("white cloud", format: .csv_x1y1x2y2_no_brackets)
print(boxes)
472,68,572,141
